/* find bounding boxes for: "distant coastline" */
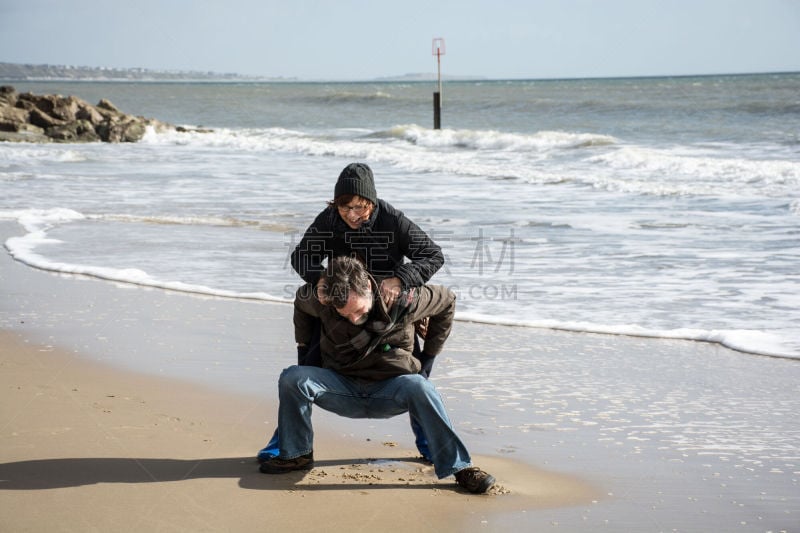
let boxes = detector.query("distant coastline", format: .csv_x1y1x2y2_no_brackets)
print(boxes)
0,62,296,83
0,62,486,83
1,61,795,84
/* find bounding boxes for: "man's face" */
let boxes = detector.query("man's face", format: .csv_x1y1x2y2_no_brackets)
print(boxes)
336,196,374,230
336,291,373,325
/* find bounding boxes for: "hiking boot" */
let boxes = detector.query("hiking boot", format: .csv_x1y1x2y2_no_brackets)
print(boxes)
259,452,314,474
454,466,496,494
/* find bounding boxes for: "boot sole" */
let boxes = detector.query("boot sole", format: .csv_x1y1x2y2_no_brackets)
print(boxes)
259,462,314,474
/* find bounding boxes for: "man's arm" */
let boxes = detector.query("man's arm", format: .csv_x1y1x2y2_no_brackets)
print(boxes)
374,202,444,289
290,210,334,285
293,282,322,346
408,285,456,357
393,215,444,289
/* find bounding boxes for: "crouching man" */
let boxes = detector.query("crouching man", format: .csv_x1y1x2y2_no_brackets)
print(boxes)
259,256,496,494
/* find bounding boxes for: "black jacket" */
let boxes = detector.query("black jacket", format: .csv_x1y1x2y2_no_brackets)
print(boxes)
290,199,444,289
294,279,456,380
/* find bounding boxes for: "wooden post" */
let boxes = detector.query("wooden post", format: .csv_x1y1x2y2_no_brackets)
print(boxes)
433,91,441,130
432,38,445,130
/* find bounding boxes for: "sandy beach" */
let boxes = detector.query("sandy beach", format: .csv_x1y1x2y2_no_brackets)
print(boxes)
0,221,600,532
2,219,799,531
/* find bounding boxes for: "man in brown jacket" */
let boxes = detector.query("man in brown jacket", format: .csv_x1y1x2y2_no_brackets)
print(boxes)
259,256,496,494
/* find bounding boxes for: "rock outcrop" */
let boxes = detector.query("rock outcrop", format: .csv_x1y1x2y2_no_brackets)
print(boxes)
0,85,177,143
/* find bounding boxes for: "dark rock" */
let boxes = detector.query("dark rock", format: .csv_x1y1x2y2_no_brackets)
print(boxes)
0,86,17,107
46,119,101,142
50,95,80,122
0,85,202,143
29,107,65,129
0,104,28,132
96,119,148,143
176,125,214,134
76,103,105,125
96,98,119,112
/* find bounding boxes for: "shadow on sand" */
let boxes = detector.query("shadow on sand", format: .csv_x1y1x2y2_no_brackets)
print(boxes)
0,456,448,492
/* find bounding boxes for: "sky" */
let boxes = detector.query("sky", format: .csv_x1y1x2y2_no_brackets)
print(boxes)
1,0,799,80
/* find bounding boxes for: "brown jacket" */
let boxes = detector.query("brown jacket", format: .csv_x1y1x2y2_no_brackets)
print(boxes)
293,279,456,380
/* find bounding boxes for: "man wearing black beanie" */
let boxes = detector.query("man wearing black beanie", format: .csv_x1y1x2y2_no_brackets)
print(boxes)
294,162,444,307
257,162,445,464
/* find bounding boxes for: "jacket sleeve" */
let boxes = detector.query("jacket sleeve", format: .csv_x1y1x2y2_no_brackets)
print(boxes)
408,285,455,356
294,282,322,345
392,212,444,289
291,210,333,285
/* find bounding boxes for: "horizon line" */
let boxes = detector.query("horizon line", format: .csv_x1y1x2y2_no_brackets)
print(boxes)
1,61,798,84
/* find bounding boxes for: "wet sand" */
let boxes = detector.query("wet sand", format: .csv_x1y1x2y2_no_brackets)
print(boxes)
0,222,598,532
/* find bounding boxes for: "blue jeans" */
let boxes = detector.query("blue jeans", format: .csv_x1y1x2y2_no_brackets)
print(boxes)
259,325,432,461
276,365,473,479
260,417,430,462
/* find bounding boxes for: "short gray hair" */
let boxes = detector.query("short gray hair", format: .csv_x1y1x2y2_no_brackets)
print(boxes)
325,256,372,309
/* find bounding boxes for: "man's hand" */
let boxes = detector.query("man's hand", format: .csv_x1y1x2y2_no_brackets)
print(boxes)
379,277,402,307
414,316,429,339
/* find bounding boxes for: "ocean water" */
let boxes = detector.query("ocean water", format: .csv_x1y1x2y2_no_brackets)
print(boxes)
1,74,799,359
2,75,800,530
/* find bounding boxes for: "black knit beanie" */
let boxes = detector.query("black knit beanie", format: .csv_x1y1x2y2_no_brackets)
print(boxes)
334,163,378,205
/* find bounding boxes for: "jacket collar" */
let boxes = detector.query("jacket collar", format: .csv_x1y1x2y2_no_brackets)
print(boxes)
366,273,390,320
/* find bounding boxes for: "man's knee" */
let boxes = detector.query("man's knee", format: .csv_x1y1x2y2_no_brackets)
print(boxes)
278,365,307,391
397,373,436,397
